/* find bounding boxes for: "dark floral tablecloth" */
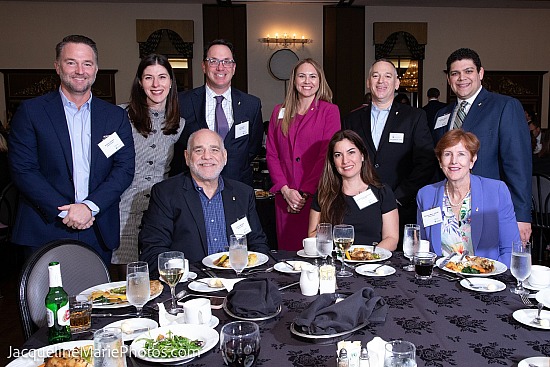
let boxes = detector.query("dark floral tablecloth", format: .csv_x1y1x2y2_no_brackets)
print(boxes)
22,252,550,367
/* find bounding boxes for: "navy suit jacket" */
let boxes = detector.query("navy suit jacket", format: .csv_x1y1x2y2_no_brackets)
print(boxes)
8,91,135,250
422,99,447,141
343,102,436,205
171,86,264,186
139,173,270,275
416,175,519,267
433,88,532,222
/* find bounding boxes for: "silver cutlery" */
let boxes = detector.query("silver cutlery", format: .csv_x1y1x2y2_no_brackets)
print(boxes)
278,281,300,291
245,266,274,275
196,279,224,288
459,275,486,290
457,250,469,262
122,326,150,335
365,263,387,274
283,260,298,271
91,313,151,318
521,293,535,307
437,252,457,269
533,302,544,325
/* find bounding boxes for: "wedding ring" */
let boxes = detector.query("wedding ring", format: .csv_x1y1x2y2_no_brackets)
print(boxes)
293,204,297,209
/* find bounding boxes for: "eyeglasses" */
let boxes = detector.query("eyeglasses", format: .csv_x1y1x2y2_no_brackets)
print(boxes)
205,58,236,68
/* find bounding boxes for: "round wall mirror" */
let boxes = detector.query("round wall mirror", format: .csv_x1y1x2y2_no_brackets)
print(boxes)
268,49,299,81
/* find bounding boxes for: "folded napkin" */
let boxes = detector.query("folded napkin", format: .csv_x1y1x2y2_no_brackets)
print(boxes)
226,278,282,318
220,278,243,292
294,287,388,335
157,302,185,327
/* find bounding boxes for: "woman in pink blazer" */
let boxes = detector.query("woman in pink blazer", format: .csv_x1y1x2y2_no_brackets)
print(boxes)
267,58,341,250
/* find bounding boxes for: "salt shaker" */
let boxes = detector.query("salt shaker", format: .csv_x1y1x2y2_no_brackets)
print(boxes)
359,347,370,367
338,348,349,367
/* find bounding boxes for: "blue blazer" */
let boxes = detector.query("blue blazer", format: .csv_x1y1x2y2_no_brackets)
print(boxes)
433,88,532,222
8,91,135,250
139,173,270,276
416,175,519,267
172,86,264,186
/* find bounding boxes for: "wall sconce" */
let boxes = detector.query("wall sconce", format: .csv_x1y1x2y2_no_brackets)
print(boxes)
259,33,312,48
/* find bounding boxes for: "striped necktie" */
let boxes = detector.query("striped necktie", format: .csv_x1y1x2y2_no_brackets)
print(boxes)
215,95,229,139
453,101,468,130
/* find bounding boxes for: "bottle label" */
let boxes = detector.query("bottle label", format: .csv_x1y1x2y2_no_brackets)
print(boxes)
58,304,70,326
46,308,54,328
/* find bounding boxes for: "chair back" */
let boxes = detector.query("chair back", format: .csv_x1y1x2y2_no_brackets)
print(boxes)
19,239,111,340
0,182,18,242
532,173,550,228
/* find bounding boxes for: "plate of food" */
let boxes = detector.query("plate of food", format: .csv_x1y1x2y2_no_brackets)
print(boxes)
435,255,507,277
274,260,310,274
6,340,92,367
188,278,226,292
254,189,274,199
344,245,392,263
202,251,269,270
79,280,163,309
129,324,219,364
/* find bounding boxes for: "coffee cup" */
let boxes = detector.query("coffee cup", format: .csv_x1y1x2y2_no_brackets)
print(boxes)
413,252,437,280
528,265,550,288
183,298,212,325
303,238,317,256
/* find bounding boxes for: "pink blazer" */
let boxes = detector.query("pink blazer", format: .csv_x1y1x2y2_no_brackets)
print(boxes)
266,100,341,195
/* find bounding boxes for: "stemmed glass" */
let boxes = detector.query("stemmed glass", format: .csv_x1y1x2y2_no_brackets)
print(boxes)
316,223,333,260
333,224,354,277
158,251,185,315
510,241,532,295
402,224,420,272
126,261,150,317
384,340,417,367
229,234,248,277
220,321,261,367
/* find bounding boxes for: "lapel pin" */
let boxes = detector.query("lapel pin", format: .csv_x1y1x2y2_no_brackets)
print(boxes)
238,101,241,105
478,102,482,106
396,111,399,115
233,196,236,201
476,207,479,212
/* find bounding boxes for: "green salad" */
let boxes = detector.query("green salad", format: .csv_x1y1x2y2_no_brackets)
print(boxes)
139,330,204,359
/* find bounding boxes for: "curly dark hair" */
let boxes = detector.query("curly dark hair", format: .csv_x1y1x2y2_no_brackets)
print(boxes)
446,48,482,73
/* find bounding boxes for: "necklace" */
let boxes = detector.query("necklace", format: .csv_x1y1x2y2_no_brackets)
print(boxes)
445,182,470,207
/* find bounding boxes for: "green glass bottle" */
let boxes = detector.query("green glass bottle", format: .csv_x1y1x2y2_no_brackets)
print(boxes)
45,261,71,344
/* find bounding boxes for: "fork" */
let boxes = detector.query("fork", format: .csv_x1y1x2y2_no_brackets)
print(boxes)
365,263,387,274
521,293,535,307
245,266,274,275
459,275,486,289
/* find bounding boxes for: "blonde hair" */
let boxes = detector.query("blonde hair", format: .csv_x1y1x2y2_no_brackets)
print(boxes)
279,58,333,136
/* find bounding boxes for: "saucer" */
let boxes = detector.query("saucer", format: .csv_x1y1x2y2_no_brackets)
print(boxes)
179,271,197,283
355,264,395,277
513,309,550,330
524,278,550,291
459,278,506,293
297,249,320,258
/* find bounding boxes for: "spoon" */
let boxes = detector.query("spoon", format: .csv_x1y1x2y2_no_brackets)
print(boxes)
533,302,543,325
365,263,387,274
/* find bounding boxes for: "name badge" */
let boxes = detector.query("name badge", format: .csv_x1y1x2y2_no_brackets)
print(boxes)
389,133,404,144
421,207,443,227
353,189,378,210
235,121,249,139
231,217,252,235
434,114,450,129
98,132,124,158
278,108,285,119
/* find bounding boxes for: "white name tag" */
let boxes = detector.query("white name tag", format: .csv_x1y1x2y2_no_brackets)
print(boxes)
278,108,285,119
421,207,443,227
231,217,252,235
98,132,124,158
353,189,378,210
235,121,249,139
434,114,450,129
389,132,404,144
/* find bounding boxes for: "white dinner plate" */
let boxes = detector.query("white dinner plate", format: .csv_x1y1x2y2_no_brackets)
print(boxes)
513,309,550,330
6,340,92,367
297,249,320,258
525,278,550,291
79,281,163,309
105,318,158,341
274,261,310,274
459,278,506,292
188,280,226,292
344,246,392,263
202,251,268,270
536,288,550,308
435,257,507,277
130,324,219,364
355,264,395,277
518,356,550,367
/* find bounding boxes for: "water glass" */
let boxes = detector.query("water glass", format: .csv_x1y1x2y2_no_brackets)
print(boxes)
229,234,248,277
93,327,127,367
69,295,92,332
220,321,261,367
158,251,185,315
126,261,150,317
403,224,420,272
384,340,417,367
316,223,333,259
510,241,532,295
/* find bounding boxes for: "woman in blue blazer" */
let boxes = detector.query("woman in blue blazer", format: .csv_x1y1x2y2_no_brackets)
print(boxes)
416,130,519,267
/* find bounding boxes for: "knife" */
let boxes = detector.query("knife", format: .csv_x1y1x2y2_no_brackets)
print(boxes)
278,281,300,291
437,252,457,269
202,267,217,278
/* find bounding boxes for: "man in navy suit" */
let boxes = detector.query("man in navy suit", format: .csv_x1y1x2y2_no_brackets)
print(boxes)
139,129,269,276
422,87,447,141
433,48,532,242
8,35,135,263
171,39,263,186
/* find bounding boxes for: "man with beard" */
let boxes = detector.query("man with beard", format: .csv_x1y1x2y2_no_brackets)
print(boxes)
139,129,269,275
8,35,135,263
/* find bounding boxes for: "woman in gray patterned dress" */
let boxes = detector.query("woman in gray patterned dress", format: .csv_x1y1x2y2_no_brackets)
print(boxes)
111,54,184,279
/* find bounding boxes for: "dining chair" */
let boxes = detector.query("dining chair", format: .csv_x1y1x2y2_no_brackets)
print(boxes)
18,239,111,340
531,172,550,263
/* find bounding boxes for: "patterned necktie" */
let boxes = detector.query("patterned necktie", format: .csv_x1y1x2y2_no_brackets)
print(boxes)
453,101,468,130
214,95,229,139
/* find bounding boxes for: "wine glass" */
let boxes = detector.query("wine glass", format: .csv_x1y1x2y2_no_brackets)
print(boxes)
316,223,333,259
333,224,354,277
220,321,261,367
510,241,532,295
384,340,417,367
402,224,420,272
229,234,248,277
126,261,150,317
158,251,185,315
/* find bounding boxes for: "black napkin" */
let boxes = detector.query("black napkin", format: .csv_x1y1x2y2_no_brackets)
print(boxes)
293,287,387,335
226,278,282,318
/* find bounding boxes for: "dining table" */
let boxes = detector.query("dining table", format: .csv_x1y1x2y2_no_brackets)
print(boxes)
18,251,550,367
